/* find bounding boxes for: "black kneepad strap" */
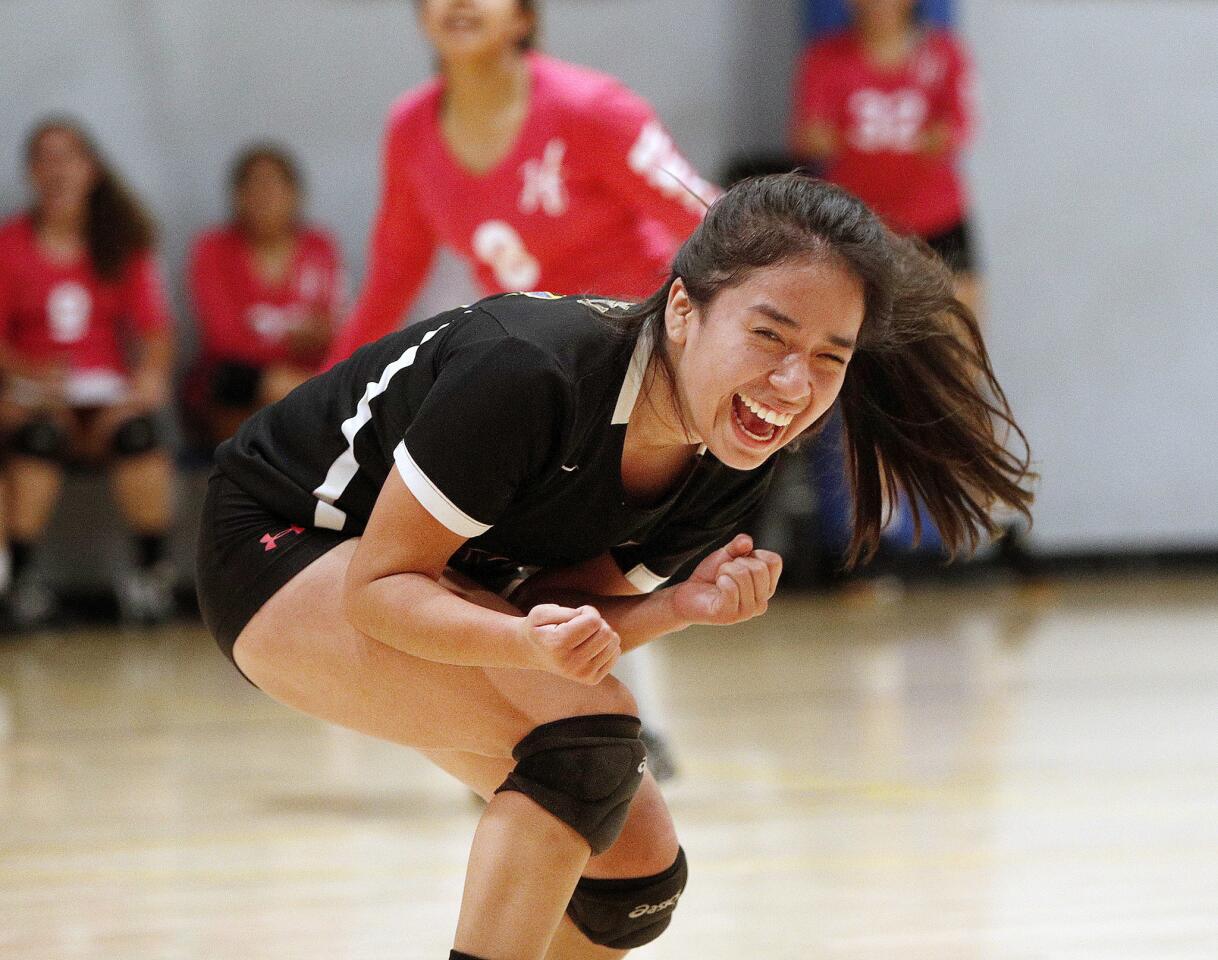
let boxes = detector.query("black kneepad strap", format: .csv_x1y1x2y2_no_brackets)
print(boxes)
112,415,160,458
11,419,68,462
567,846,688,949
495,714,646,855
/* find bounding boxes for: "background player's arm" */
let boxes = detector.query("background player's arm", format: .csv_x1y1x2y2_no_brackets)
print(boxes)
125,253,175,410
344,469,620,685
323,117,437,367
585,84,719,237
513,536,783,652
790,44,840,162
918,40,977,157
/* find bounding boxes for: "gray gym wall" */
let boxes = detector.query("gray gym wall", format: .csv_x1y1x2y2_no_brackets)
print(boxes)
1,0,1215,555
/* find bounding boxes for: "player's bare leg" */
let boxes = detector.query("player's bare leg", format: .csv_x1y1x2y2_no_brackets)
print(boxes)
423,748,678,959
234,540,675,959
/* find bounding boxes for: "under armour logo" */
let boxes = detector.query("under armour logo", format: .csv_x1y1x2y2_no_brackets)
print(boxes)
519,138,568,216
260,525,304,552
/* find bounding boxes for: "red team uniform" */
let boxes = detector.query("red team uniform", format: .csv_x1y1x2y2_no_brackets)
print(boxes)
791,30,975,239
327,52,717,362
0,213,171,406
189,225,345,369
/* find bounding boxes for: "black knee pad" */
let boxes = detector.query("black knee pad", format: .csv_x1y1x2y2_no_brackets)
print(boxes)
211,361,262,407
111,414,160,458
567,847,688,949
495,714,646,855
11,419,68,462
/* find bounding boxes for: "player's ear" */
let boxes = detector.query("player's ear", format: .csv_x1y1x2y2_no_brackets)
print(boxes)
664,278,695,347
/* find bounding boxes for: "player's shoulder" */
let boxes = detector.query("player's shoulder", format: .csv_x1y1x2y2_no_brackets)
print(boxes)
532,52,646,121
191,224,240,257
0,212,33,250
922,28,968,58
804,31,856,64
470,292,630,377
385,77,443,134
297,225,341,258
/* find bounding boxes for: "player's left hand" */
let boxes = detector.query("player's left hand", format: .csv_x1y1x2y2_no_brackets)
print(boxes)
669,534,783,626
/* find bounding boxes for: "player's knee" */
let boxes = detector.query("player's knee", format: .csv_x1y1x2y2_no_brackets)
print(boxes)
495,714,647,854
10,418,69,463
111,414,161,459
567,846,688,949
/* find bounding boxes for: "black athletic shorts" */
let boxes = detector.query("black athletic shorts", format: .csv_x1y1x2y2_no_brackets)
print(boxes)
922,219,977,275
196,469,346,677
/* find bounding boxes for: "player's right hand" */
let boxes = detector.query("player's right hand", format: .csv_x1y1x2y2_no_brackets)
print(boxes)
519,603,620,685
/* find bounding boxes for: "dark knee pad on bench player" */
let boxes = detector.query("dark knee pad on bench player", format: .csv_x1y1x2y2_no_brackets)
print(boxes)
111,414,161,458
11,418,69,463
495,714,646,855
567,846,688,949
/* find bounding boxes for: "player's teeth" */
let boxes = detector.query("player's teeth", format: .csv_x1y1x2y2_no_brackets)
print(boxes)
739,394,794,428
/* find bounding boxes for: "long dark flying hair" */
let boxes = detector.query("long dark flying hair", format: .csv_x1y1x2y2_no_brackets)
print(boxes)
25,117,157,282
609,173,1034,566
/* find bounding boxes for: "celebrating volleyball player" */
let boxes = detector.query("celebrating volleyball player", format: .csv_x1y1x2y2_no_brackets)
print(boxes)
196,174,1033,959
0,118,176,625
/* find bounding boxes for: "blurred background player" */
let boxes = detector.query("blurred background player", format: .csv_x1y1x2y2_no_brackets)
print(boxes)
327,0,722,777
790,0,977,581
185,144,345,450
0,117,176,626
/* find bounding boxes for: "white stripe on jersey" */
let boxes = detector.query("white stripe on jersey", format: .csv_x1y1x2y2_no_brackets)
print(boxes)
624,563,669,593
312,323,449,531
393,442,491,539
611,329,652,425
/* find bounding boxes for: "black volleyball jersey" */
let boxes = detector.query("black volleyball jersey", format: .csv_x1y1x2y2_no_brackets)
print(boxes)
216,293,774,592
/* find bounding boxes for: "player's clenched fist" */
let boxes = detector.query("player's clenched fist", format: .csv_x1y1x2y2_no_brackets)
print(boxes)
671,534,783,626
520,603,621,685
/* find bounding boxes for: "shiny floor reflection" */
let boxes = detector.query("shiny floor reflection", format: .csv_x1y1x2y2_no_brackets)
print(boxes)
2,573,1216,959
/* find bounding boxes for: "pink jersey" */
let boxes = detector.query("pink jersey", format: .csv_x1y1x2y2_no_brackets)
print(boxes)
190,224,345,368
0,213,170,376
327,52,718,364
792,30,975,237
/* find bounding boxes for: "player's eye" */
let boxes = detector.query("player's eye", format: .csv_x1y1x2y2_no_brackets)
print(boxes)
752,328,784,345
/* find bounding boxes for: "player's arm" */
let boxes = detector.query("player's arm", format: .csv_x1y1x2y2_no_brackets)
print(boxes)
344,468,619,686
323,115,437,367
586,83,720,238
919,39,977,157
125,253,175,410
790,43,840,162
513,538,783,652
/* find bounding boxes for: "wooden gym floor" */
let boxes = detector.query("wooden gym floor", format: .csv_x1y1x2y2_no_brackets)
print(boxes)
2,573,1216,959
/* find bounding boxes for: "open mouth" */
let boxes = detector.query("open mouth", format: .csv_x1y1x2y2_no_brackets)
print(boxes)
731,393,794,445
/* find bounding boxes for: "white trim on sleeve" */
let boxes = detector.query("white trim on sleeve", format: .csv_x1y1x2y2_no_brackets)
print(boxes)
394,442,491,539
623,563,669,594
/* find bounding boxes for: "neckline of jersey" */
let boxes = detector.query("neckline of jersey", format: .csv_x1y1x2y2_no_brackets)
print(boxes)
431,51,542,183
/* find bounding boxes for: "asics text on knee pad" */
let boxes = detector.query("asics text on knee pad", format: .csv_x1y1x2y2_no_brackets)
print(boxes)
494,714,646,854
567,846,688,948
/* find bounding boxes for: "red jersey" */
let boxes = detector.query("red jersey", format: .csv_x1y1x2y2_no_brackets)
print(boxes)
791,30,975,237
189,225,345,368
0,213,170,379
327,52,718,364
